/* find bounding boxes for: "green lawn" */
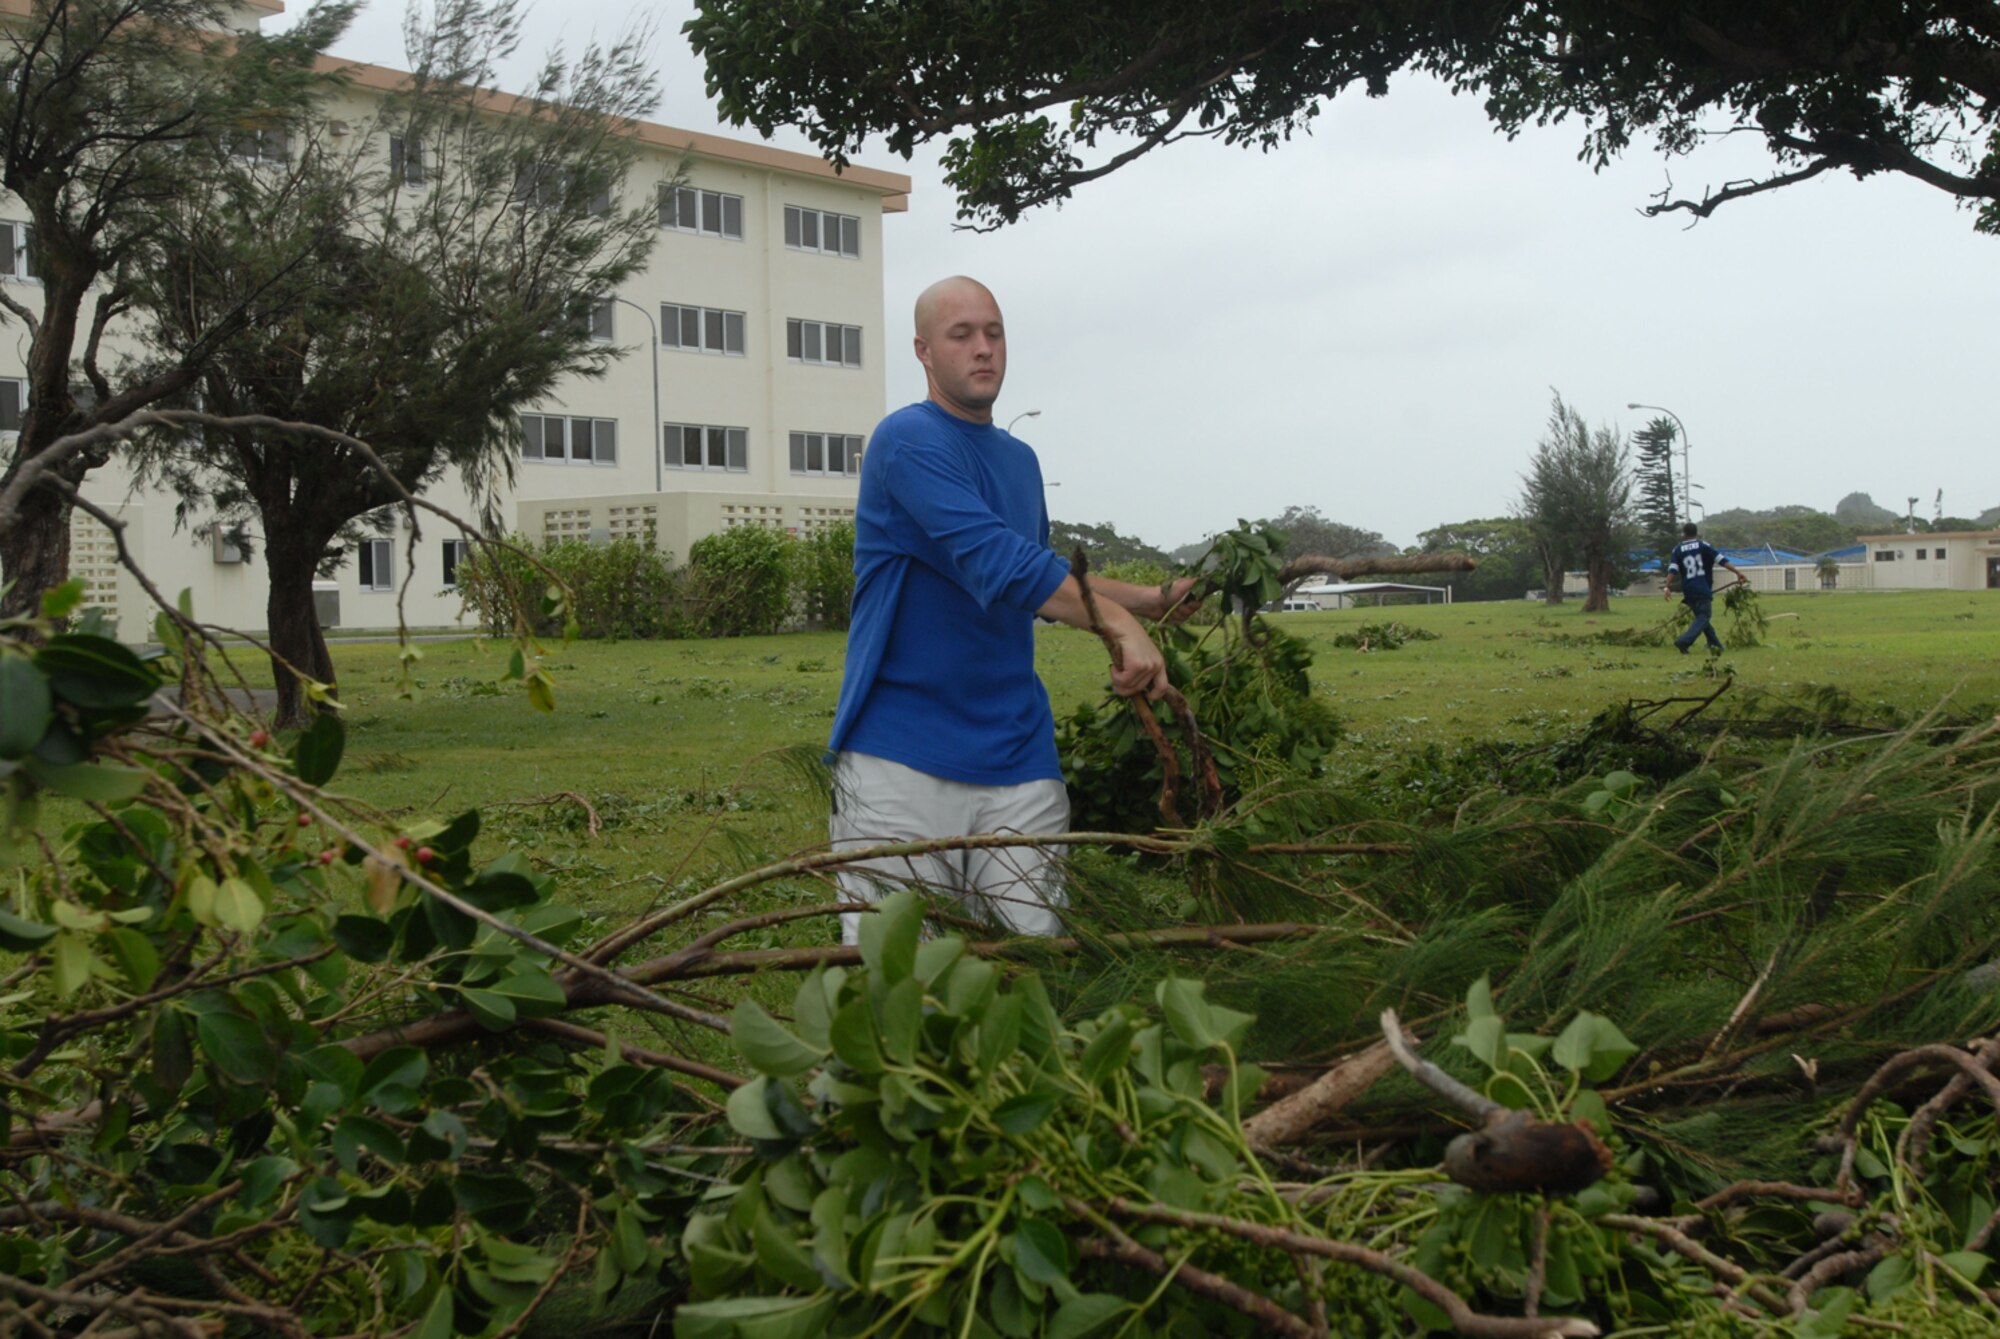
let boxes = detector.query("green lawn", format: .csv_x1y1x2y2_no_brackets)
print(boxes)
297,590,1999,920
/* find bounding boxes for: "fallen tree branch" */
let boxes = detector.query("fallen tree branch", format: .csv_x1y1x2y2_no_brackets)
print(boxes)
1100,1197,1599,1338
1073,1210,1315,1339
1242,1036,1401,1147
1276,553,1478,585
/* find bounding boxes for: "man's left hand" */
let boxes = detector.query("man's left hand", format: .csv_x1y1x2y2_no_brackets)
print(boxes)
1156,577,1204,624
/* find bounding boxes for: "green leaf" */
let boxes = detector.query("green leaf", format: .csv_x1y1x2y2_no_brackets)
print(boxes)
992,1091,1057,1135
291,711,346,786
0,655,52,759
1938,1251,1989,1283
792,967,835,1049
913,936,963,984
673,1294,833,1339
23,758,149,803
726,1076,785,1140
1078,1015,1134,1088
879,977,921,1065
490,966,566,1019
331,914,394,962
1465,973,1496,1021
857,889,920,984
105,927,160,991
1453,1016,1506,1072
51,932,94,997
34,634,160,709
1047,1292,1126,1339
196,1012,278,1085
1155,977,1252,1050
1012,1217,1069,1285
751,1208,821,1291
453,1171,537,1231
1551,1011,1639,1082
359,1046,427,1112
731,999,825,1077
1863,1252,1914,1302
461,988,517,1031
828,997,884,1074
40,577,86,621
525,670,556,713
212,876,265,933
0,907,56,952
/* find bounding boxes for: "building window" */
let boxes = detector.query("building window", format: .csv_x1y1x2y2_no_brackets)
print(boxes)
228,122,290,164
442,538,472,587
0,222,35,281
660,186,743,240
789,431,863,478
783,205,860,258
1873,550,1896,562
520,413,618,466
1934,546,1946,558
665,423,748,473
586,298,614,342
358,539,393,592
390,134,427,187
661,303,746,356
1915,548,1927,560
787,319,862,368
0,378,24,433
515,164,610,215
1784,568,1797,591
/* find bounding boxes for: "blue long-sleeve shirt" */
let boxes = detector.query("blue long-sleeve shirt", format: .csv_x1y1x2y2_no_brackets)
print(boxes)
827,400,1073,785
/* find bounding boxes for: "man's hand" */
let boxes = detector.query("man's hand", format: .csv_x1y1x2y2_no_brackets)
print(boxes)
1156,576,1204,624
1111,626,1170,699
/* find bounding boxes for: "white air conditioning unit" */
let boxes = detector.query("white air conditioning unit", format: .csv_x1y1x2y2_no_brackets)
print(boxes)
212,529,244,564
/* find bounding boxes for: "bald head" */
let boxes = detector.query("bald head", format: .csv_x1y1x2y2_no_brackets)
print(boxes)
912,276,1007,423
914,276,999,342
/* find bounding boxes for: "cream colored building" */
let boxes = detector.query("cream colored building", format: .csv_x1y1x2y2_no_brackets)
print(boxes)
8,0,909,641
1733,533,2000,594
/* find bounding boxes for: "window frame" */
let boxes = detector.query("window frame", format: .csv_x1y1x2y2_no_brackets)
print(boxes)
441,538,472,588
783,204,861,258
358,538,394,593
663,422,749,474
0,221,36,282
785,318,863,368
0,377,25,434
660,302,747,356
788,431,865,478
520,412,619,467
659,186,745,240
389,133,428,188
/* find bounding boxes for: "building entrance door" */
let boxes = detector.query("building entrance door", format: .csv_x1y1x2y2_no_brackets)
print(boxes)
1988,557,2000,588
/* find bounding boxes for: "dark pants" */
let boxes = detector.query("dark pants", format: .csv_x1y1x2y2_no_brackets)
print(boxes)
1676,593,1721,652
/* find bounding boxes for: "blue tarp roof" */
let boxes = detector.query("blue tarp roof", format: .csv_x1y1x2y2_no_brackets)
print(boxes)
1634,544,1810,571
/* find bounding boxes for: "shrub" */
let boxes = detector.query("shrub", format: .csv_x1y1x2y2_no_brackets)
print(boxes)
685,524,796,637
794,520,856,629
455,531,680,640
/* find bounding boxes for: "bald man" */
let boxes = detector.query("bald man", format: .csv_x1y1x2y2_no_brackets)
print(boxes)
825,277,1193,941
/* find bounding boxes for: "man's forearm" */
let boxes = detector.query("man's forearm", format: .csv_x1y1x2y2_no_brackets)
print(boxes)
1037,576,1169,698
1075,574,1173,619
1038,576,1147,637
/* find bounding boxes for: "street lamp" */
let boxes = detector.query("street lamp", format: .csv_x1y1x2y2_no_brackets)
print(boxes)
1005,409,1042,435
615,297,663,493
1627,402,1692,523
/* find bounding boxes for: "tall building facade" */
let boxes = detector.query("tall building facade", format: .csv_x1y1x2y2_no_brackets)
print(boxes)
6,0,909,641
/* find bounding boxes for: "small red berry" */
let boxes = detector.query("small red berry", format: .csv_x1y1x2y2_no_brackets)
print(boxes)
297,812,313,827
414,846,436,865
394,835,412,850
248,729,271,748
317,848,336,865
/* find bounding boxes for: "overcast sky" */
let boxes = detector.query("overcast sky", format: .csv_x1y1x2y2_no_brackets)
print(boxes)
300,2,2000,552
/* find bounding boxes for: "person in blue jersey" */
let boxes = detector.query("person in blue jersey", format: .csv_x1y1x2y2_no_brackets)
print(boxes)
826,276,1197,942
1662,522,1744,654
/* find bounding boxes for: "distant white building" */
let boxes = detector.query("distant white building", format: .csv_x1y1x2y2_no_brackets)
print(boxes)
13,0,910,641
1732,533,2000,594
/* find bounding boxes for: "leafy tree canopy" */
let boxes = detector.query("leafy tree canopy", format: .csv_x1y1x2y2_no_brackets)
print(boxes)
1260,504,1394,563
1413,516,1540,601
1048,518,1173,569
688,1,2000,230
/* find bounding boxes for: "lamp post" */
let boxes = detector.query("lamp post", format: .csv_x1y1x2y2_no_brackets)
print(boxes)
615,297,663,493
1627,402,1692,524
1005,408,1041,435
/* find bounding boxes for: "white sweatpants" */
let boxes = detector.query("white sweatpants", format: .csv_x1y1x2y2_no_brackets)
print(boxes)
828,751,1070,944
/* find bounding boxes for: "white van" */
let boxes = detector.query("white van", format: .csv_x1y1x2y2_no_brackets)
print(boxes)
1275,599,1321,613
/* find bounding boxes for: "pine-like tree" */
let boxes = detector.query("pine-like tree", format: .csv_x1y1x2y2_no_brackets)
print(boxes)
1632,417,1679,562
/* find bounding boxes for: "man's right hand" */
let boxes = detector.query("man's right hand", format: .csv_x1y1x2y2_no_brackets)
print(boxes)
1111,627,1170,700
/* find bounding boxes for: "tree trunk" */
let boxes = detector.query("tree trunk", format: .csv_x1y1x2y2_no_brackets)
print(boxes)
1537,543,1566,605
0,484,74,623
264,530,337,728
1581,561,1612,613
